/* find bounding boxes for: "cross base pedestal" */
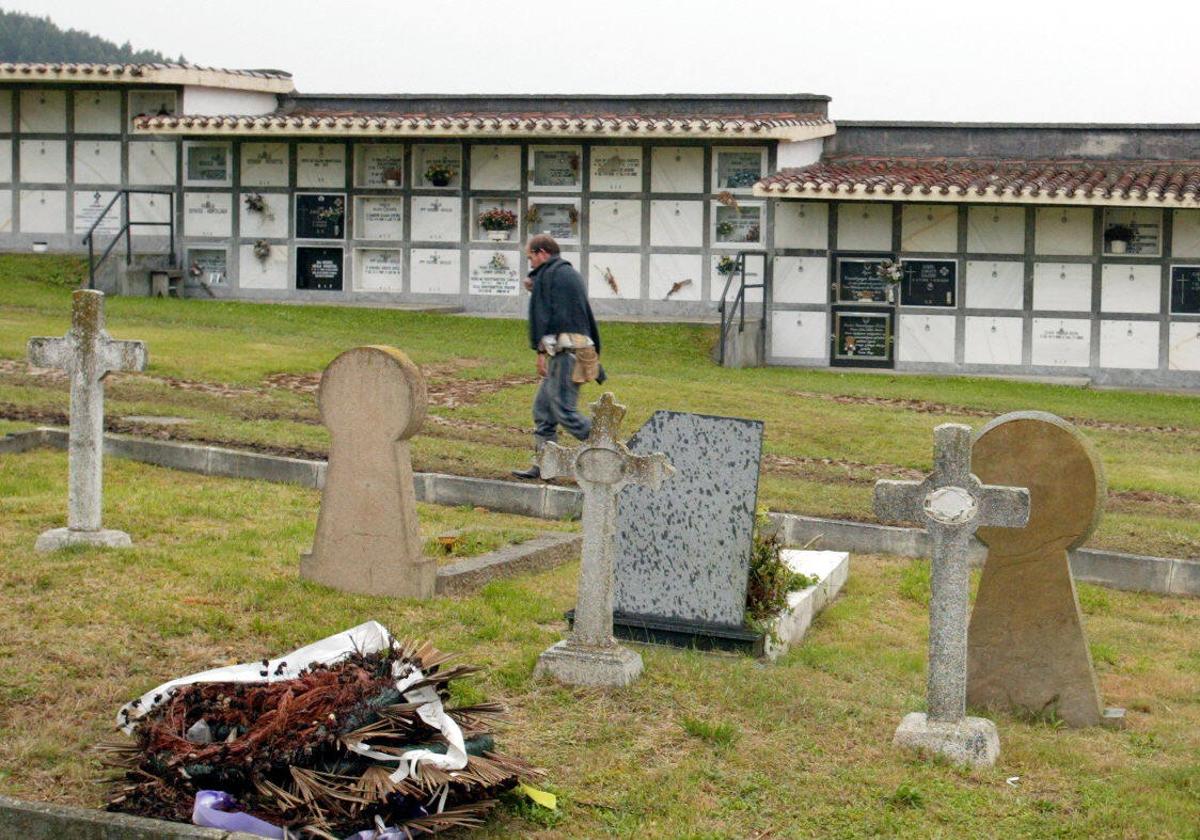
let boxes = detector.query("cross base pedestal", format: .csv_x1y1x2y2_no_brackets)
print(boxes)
893,712,1000,768
35,527,133,553
534,640,643,688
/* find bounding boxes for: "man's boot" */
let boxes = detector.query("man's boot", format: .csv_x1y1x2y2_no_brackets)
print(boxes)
511,464,541,480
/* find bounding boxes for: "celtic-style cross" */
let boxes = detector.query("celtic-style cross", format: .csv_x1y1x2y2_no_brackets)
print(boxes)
535,393,674,687
28,290,147,550
874,423,1029,766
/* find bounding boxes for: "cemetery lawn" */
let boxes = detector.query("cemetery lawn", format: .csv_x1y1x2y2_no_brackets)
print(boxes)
2,449,1199,837
5,257,1200,560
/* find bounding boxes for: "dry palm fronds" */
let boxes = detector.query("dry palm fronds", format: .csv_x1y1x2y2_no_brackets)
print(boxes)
105,640,540,837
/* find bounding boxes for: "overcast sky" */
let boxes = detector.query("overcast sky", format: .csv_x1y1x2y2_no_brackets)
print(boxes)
6,0,1196,123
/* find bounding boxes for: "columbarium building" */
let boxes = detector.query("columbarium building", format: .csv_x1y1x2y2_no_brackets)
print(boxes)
1,61,1198,387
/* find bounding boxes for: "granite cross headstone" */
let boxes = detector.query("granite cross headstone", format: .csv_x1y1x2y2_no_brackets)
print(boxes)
534,393,674,688
874,423,1030,767
300,346,434,599
968,411,1113,728
28,289,147,551
612,411,764,651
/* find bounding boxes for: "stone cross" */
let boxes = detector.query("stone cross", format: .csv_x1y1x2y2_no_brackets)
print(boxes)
534,392,674,687
28,289,147,551
874,423,1029,766
300,346,434,599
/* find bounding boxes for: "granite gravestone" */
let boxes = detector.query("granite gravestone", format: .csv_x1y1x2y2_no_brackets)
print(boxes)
610,411,765,652
968,411,1114,728
300,346,434,599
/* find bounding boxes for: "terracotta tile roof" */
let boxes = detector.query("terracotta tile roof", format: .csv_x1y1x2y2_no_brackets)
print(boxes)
0,62,294,93
754,156,1200,207
134,108,834,140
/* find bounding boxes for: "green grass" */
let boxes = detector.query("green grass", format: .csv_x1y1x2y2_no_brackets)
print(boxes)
5,255,1200,561
0,450,1197,836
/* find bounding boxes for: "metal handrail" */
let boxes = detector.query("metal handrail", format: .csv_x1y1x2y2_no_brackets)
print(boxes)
717,251,765,366
82,188,176,290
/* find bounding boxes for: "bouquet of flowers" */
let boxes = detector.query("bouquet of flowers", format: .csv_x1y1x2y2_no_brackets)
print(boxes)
424,163,455,186
872,259,905,285
478,208,518,232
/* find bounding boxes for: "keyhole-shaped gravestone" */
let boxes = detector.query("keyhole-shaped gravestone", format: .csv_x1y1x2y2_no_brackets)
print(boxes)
300,346,434,599
968,411,1105,727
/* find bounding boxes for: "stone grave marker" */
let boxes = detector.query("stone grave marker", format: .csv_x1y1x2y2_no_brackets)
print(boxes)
611,410,765,651
875,423,1029,767
28,289,147,551
300,346,434,599
535,393,674,688
968,411,1112,728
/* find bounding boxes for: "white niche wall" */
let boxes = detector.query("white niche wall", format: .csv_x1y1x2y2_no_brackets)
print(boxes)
238,243,288,290
0,143,10,182
19,140,66,183
0,92,11,132
1100,320,1159,369
775,201,828,250
1168,322,1200,371
771,310,827,361
19,90,65,133
1035,207,1093,256
898,314,956,364
410,248,460,294
241,143,289,187
1101,263,1160,313
128,142,177,186
649,253,703,302
901,204,958,252
73,141,121,184
1031,318,1091,367
837,203,892,251
710,254,764,303
1033,263,1092,311
239,193,288,239
354,248,404,292
589,199,641,247
965,317,1023,366
19,190,65,233
296,143,346,189
650,200,702,248
130,192,172,239
1172,211,1200,259
651,147,704,193
410,196,461,242
73,90,121,134
588,252,641,300
967,206,1025,254
470,145,521,191
590,146,642,192
966,261,1024,309
0,192,11,233
772,256,828,304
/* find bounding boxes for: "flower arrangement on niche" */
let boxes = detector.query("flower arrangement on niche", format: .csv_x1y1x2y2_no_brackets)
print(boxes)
382,167,403,187
478,208,518,241
243,193,274,222
716,255,739,276
524,205,542,226
871,259,905,285
716,220,735,238
424,162,455,187
253,239,272,262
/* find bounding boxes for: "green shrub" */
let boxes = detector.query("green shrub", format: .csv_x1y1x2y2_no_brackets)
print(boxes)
744,506,817,624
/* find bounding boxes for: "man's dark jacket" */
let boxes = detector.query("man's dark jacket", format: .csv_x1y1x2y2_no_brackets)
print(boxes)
527,256,601,353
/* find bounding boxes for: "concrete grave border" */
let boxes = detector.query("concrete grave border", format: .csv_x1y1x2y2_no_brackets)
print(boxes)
3,426,1198,598
0,793,261,840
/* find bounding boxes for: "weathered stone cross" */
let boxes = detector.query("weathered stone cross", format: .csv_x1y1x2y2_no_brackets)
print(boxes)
534,392,674,687
874,423,1029,766
28,289,147,551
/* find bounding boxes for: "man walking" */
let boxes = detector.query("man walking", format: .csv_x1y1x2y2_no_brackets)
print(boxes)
512,234,603,480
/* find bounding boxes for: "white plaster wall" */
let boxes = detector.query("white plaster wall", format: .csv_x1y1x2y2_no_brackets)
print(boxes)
710,253,764,303
241,143,289,187
965,260,1024,309
72,90,121,134
1099,320,1160,369
73,141,121,184
901,204,958,252
130,192,172,238
128,142,177,186
964,316,1023,365
589,199,642,246
0,190,11,232
470,145,521,190
590,146,642,192
19,89,65,133
1035,207,1093,256
1033,262,1092,311
837,203,891,251
296,143,346,189
238,243,288,289
0,93,11,132
967,206,1025,254
0,142,10,183
772,255,828,304
1168,322,1200,370
649,200,702,248
650,146,703,193
775,138,823,169
588,251,641,300
73,189,120,235
19,140,66,183
771,310,827,360
649,253,702,302
182,87,278,116
183,192,233,238
355,196,404,241
19,190,65,233
1101,263,1161,313
354,248,405,292
775,201,828,250
1171,210,1200,258
411,196,461,242
239,192,288,238
410,248,460,294
898,314,956,363
468,249,521,296
1031,318,1091,367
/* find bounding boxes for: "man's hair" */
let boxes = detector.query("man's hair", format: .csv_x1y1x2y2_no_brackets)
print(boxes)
526,233,561,256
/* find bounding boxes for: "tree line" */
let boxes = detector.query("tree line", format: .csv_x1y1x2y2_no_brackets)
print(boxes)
0,9,184,64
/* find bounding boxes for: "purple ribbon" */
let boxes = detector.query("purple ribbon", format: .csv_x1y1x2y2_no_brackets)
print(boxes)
193,790,285,839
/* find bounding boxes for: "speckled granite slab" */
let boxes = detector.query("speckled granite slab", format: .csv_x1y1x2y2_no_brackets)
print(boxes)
613,410,764,629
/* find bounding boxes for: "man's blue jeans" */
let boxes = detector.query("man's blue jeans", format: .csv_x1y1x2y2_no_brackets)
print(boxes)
533,352,592,448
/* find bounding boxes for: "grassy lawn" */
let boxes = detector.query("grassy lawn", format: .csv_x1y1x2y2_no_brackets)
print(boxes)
1,448,1198,837
3,255,1200,561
